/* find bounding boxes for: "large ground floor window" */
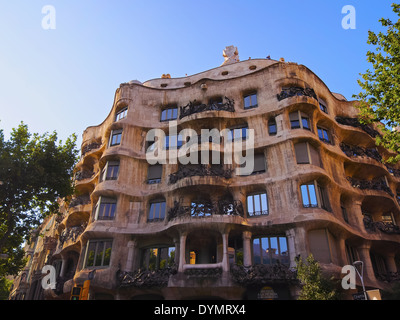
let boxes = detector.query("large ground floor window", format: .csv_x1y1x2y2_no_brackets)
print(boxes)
252,236,289,265
141,246,175,270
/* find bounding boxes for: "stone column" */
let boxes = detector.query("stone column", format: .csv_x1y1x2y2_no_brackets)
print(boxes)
242,231,252,267
59,253,68,278
336,236,347,267
293,226,308,259
125,240,137,272
285,229,297,268
173,237,180,266
352,200,365,231
221,232,229,272
178,231,188,272
357,242,376,283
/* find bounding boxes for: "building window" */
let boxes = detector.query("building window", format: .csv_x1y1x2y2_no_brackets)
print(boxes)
294,142,321,167
289,111,310,130
161,107,178,121
147,164,162,184
371,251,388,277
227,126,249,141
244,92,258,109
239,152,266,176
345,243,359,265
254,153,266,174
319,98,328,114
100,161,119,182
148,200,166,222
317,127,331,144
247,192,269,217
115,107,128,121
164,134,184,149
109,129,122,147
268,117,277,135
84,240,112,268
94,197,117,221
252,236,289,265
300,181,330,210
141,246,175,270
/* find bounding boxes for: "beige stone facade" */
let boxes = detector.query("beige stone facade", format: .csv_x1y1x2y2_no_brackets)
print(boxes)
10,48,400,300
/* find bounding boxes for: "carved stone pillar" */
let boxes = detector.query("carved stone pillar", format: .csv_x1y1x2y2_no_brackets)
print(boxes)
285,229,297,268
59,253,68,278
357,242,376,282
221,232,229,272
125,240,137,272
242,231,252,267
178,231,188,272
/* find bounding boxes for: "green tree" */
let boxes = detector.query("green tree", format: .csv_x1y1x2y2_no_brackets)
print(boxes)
354,3,400,163
0,122,78,277
0,277,13,300
295,254,341,300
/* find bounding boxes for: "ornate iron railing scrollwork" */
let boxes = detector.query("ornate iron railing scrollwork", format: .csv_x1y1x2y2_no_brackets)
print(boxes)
69,194,91,208
167,199,244,221
276,87,318,102
58,222,88,247
184,267,222,278
340,142,382,163
169,164,232,184
335,117,381,139
363,215,400,234
347,176,394,197
179,96,235,119
81,142,102,157
230,263,297,286
117,267,177,288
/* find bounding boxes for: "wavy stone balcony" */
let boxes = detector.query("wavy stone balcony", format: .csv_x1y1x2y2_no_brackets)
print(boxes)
340,142,382,162
363,215,400,235
347,176,394,197
57,222,87,250
179,96,235,120
335,116,380,139
167,199,244,222
81,141,102,157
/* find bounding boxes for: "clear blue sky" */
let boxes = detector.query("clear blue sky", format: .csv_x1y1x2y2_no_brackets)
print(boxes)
0,0,397,147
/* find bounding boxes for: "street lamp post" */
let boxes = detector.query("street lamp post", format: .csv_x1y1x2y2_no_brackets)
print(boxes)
353,261,368,300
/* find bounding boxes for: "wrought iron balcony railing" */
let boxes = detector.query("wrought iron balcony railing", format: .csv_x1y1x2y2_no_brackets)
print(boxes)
167,199,244,221
335,116,380,139
169,164,233,184
179,96,235,119
81,142,102,157
276,87,317,102
363,215,400,235
117,267,177,288
347,176,394,197
69,194,91,208
340,142,382,162
230,263,297,286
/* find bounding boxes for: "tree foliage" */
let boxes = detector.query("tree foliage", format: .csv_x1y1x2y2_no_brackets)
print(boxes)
0,122,78,277
295,254,341,300
354,3,400,163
